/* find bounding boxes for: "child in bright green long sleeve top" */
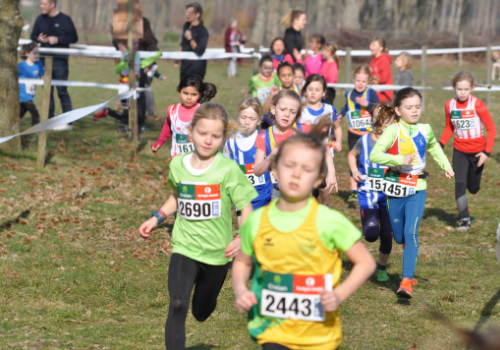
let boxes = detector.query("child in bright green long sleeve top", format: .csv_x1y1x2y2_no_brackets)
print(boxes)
370,87,454,300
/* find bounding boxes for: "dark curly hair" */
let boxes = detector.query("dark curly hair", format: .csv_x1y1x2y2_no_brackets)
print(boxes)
177,75,217,103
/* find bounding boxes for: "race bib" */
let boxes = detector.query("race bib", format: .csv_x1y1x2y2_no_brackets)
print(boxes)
270,171,278,184
25,83,36,96
383,171,418,198
177,183,221,220
260,271,333,322
175,134,194,155
451,110,475,130
348,110,372,130
365,167,386,192
239,164,266,186
257,87,272,103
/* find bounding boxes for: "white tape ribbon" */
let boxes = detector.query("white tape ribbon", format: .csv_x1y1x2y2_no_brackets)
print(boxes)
326,83,500,92
0,90,135,145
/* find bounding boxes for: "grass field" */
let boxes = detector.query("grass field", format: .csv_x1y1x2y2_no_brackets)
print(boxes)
1,56,500,350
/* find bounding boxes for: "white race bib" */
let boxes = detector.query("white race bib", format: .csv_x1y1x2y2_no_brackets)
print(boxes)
364,167,386,192
177,183,221,220
451,110,475,130
260,272,332,322
239,164,266,186
383,171,418,198
257,87,273,103
175,134,194,155
348,110,372,130
25,83,36,96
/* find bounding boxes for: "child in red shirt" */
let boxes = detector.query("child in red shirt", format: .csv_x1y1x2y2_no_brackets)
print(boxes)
369,38,393,102
439,71,496,231
270,38,294,72
320,42,339,104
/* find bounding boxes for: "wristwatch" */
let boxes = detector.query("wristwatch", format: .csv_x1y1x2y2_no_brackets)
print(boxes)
151,211,164,225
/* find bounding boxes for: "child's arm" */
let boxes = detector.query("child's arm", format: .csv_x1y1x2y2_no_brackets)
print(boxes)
333,119,342,151
263,85,279,113
244,87,249,98
369,125,413,166
224,203,253,259
438,102,454,149
233,252,257,312
425,125,454,179
139,194,178,239
140,50,163,69
254,148,276,177
115,53,129,74
348,149,362,182
152,111,172,152
475,99,497,164
320,241,375,311
324,147,337,193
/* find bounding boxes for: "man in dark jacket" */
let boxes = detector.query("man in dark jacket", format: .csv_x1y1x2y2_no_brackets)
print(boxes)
31,0,78,131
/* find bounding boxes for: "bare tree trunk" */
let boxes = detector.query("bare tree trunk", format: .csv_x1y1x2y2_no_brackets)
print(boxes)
454,0,463,34
490,0,498,36
0,0,23,153
439,0,449,32
251,0,268,45
480,0,490,35
60,0,72,16
447,0,457,32
394,0,400,38
94,0,103,29
336,0,343,29
428,0,437,32
343,0,361,29
316,0,328,31
372,0,378,32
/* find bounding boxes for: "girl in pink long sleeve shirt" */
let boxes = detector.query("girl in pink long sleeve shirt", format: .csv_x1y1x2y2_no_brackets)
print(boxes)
151,75,217,157
303,34,325,77
320,42,339,104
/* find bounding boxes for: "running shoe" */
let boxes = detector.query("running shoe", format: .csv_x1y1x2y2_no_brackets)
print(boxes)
397,278,418,299
375,269,389,282
94,108,108,121
456,220,471,232
117,125,131,133
348,192,358,202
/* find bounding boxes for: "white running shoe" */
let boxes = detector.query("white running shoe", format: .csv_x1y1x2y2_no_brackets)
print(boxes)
52,124,73,131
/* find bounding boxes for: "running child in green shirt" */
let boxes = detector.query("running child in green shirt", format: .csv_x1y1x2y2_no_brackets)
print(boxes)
246,54,281,105
139,102,258,350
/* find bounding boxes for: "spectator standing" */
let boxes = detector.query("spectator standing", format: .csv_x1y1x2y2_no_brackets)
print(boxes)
282,9,307,63
30,0,78,131
225,17,246,77
369,37,394,102
175,3,209,80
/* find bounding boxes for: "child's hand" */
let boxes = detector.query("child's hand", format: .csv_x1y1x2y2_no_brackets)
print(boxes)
445,169,455,179
304,120,312,125
475,152,489,167
224,237,241,258
334,141,342,152
355,97,369,107
403,154,416,166
270,85,280,97
151,141,164,153
293,48,302,61
269,146,280,160
139,217,158,239
235,290,258,313
320,290,340,312
325,172,338,194
162,76,167,81
352,170,363,183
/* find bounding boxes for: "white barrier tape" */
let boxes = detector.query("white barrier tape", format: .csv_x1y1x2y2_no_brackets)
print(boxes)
19,78,152,92
327,83,435,91
259,46,500,57
0,90,136,145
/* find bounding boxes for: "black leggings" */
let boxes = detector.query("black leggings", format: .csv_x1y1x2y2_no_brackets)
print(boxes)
348,131,362,178
262,344,292,350
107,94,147,128
165,253,231,350
361,206,393,255
20,101,40,126
453,148,484,220
322,87,336,105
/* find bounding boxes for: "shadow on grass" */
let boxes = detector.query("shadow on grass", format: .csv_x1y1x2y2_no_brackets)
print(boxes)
186,344,220,350
423,208,457,226
491,152,500,165
473,288,500,332
0,149,36,161
0,210,30,233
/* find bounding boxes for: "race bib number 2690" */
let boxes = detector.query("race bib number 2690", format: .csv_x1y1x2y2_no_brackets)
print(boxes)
177,184,221,220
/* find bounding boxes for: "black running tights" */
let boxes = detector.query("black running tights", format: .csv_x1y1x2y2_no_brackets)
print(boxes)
165,253,231,350
453,148,484,220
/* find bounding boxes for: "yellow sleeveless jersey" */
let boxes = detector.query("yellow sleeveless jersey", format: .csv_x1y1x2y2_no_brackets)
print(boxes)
248,199,343,350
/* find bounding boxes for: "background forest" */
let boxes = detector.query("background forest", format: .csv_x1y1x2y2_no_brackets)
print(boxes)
20,0,500,49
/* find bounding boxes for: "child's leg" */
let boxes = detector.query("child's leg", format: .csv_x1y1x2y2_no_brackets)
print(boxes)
165,253,198,350
319,188,329,206
467,151,484,195
401,191,426,280
191,261,231,322
360,208,381,243
348,132,360,195
107,100,130,124
453,149,471,221
20,102,28,119
386,196,405,245
262,344,293,350
25,101,40,126
378,205,393,266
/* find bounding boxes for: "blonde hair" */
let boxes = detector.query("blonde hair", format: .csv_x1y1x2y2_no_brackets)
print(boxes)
397,52,413,69
451,71,476,88
372,37,388,54
323,42,339,67
191,102,245,142
270,90,304,123
354,65,378,85
281,9,305,29
237,97,263,120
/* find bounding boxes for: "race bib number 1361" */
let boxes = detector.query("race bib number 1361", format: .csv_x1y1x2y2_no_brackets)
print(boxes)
177,184,221,220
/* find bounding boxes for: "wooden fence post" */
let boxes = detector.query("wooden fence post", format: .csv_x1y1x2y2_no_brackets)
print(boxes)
345,47,352,83
36,57,53,169
253,49,260,75
487,45,492,107
421,45,427,111
127,0,138,157
458,30,463,66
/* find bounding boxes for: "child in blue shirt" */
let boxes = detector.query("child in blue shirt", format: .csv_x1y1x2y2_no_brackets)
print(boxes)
18,42,44,126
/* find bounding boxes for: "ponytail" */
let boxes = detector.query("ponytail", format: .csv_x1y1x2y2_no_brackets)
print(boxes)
371,103,399,135
177,75,217,103
281,9,305,29
199,83,217,103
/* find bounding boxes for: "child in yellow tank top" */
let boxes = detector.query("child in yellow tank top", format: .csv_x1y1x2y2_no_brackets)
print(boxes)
232,121,376,350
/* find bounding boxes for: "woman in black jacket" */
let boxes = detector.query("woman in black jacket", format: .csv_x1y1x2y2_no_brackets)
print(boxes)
282,9,307,63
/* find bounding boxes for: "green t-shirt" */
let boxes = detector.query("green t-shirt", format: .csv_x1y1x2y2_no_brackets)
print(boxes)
168,152,258,265
241,198,362,256
248,73,281,104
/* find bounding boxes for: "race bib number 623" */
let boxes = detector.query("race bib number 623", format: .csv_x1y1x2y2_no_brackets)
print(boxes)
177,183,221,220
